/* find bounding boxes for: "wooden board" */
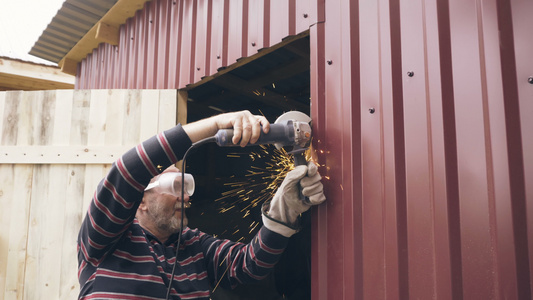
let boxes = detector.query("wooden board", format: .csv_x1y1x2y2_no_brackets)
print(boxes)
0,89,179,299
2,165,33,300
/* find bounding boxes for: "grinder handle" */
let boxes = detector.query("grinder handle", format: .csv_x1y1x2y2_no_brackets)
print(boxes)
293,152,307,167
293,151,310,204
214,122,294,147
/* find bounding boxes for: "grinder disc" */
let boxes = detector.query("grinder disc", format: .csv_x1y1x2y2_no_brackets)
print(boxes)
274,111,312,124
274,111,312,150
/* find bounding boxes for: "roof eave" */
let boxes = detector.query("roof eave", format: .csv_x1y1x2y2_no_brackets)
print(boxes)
30,0,152,76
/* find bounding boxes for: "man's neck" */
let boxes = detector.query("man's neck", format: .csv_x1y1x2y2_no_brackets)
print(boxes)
137,219,173,243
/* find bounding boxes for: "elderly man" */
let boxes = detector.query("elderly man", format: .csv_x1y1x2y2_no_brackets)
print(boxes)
77,110,326,299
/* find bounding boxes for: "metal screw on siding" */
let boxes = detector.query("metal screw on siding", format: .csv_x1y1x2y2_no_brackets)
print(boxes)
407,71,414,77
197,67,201,71
251,42,256,47
217,55,221,59
528,76,533,84
327,60,333,65
303,13,308,18
369,108,375,114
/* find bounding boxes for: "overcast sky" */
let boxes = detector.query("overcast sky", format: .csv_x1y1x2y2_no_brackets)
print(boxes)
0,0,65,65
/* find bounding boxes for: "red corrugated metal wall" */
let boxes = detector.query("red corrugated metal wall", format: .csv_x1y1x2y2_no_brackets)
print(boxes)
309,0,532,299
76,0,533,299
76,0,315,89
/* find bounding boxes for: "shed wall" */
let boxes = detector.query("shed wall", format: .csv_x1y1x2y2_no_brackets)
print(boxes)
74,0,533,299
310,0,532,299
76,0,316,89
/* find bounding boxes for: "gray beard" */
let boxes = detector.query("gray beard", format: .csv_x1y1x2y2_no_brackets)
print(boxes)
148,201,185,235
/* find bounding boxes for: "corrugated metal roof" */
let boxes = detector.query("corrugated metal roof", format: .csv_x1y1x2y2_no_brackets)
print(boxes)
29,0,117,63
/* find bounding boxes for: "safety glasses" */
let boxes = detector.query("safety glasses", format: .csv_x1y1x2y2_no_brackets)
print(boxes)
144,172,195,197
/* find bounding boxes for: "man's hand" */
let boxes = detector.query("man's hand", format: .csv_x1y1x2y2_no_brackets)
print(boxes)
262,161,326,237
214,111,270,147
183,110,269,146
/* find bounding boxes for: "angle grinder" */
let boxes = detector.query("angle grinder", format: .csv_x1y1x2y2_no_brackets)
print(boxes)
214,111,312,166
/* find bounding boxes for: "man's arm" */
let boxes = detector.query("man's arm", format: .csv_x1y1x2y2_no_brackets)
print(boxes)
199,162,326,289
77,110,271,267
77,125,193,266
199,226,289,290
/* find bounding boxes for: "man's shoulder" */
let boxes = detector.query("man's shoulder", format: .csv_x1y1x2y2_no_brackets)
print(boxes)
128,219,146,236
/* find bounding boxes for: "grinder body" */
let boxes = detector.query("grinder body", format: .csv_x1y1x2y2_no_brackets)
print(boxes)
214,119,312,150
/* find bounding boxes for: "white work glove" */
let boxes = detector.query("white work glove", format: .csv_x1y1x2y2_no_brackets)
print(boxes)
262,161,326,237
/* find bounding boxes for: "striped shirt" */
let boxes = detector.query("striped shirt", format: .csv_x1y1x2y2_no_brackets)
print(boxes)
77,124,289,299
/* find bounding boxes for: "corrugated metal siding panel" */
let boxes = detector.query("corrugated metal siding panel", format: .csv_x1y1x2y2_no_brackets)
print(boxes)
178,0,196,88
311,1,360,299
77,0,313,89
514,0,533,294
449,1,499,298
310,0,532,299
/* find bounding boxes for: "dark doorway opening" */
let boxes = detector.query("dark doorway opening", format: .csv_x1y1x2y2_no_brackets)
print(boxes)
183,32,311,300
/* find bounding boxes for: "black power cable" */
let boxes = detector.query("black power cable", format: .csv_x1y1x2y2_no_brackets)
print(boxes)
165,136,216,300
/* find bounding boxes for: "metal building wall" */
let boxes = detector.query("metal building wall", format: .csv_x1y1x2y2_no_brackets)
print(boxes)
76,0,316,89
310,0,532,299
74,0,533,299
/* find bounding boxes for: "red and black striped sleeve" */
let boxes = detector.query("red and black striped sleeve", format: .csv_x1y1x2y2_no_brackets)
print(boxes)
200,226,289,289
78,124,192,266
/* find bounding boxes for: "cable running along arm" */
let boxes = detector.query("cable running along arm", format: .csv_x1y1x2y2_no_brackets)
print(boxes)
165,136,216,300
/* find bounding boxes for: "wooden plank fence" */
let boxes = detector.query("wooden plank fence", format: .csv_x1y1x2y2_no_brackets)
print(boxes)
0,89,182,299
